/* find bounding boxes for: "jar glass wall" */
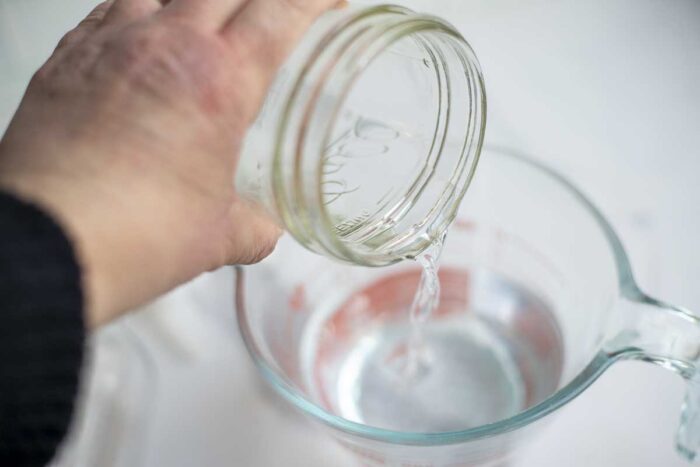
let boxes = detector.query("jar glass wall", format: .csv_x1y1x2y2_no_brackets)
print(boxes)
236,5,486,266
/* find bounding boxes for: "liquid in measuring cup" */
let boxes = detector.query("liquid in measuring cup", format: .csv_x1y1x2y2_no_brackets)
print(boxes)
302,259,564,433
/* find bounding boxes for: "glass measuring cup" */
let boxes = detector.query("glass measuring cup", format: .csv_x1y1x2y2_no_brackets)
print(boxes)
235,146,700,466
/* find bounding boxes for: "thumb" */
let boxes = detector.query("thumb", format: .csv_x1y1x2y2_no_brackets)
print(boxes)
220,197,283,266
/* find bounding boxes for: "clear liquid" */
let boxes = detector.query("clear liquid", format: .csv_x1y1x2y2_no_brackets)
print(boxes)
402,235,445,380
303,268,564,433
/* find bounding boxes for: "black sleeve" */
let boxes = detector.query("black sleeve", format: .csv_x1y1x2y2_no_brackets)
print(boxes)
0,191,86,467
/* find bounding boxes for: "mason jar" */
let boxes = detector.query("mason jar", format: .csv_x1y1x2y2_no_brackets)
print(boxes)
236,4,486,266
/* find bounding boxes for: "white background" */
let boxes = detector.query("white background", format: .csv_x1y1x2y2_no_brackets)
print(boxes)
1,1,699,465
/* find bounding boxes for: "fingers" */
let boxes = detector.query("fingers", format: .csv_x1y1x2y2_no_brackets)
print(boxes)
56,0,163,52
102,0,163,26
55,0,115,51
220,0,337,117
223,0,337,62
223,199,282,265
160,0,247,30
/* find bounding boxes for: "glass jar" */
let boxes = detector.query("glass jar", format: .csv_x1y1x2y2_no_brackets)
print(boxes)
236,4,486,266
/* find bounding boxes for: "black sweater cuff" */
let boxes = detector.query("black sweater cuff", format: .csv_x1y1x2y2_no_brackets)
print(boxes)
0,191,85,466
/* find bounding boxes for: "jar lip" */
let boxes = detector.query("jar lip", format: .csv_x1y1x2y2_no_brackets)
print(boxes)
273,5,486,265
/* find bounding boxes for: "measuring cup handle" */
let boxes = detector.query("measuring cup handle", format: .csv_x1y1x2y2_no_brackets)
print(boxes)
605,289,700,462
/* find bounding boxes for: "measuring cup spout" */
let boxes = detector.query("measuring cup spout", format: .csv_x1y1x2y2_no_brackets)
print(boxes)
604,289,700,462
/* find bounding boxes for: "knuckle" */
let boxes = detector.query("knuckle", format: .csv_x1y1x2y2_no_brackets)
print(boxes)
111,28,163,69
56,29,82,50
80,12,103,26
251,243,277,264
90,0,114,18
29,65,52,88
32,40,103,92
55,0,110,51
259,237,279,259
104,27,174,85
239,237,279,265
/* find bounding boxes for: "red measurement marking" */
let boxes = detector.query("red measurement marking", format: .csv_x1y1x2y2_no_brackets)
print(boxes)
288,285,306,312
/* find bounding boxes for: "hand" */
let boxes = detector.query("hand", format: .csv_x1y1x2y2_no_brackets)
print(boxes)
0,0,337,327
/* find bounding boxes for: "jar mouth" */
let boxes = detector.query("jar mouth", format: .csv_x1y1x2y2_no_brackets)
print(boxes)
273,5,486,266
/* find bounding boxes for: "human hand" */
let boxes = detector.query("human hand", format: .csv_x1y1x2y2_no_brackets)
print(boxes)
0,0,337,327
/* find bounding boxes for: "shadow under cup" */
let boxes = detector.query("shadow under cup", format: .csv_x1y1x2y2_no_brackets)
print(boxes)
236,147,700,466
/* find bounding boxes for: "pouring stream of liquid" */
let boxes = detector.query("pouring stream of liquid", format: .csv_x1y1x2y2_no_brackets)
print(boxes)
402,233,446,380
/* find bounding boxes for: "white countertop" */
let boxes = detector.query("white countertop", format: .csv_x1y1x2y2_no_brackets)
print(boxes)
2,1,699,466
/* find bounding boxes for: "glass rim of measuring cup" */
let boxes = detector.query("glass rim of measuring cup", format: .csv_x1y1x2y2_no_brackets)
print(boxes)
236,147,700,448
271,5,487,266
